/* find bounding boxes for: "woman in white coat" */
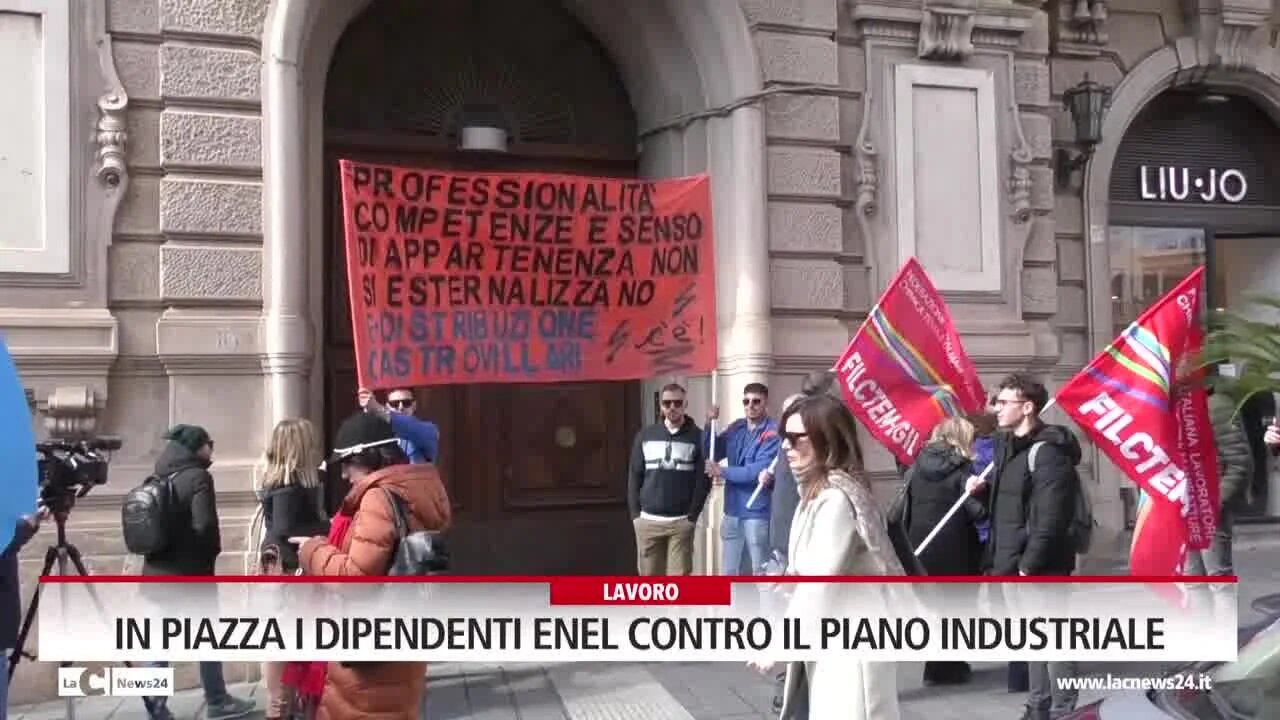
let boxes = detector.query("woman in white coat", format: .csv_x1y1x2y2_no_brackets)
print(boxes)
750,393,906,719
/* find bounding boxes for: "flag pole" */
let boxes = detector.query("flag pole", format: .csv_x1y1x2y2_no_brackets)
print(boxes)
913,397,1058,557
706,369,720,575
708,369,719,460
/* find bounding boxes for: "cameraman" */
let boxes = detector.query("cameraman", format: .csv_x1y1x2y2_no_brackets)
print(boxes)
2,508,45,718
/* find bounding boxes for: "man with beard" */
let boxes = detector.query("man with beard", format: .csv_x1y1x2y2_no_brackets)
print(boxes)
628,383,710,576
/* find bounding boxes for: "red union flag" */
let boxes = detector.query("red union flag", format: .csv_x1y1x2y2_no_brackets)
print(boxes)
1056,267,1219,573
833,259,987,466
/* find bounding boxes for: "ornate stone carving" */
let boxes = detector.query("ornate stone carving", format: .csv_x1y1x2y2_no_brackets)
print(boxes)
94,0,130,209
918,0,977,61
95,93,128,188
851,80,880,279
1010,150,1033,223
1052,0,1108,57
1214,0,1270,69
851,0,1031,52
853,92,879,221
1215,24,1256,69
39,386,102,439
1006,76,1037,222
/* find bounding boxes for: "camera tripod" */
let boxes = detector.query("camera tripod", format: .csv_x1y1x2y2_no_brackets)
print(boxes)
8,504,132,720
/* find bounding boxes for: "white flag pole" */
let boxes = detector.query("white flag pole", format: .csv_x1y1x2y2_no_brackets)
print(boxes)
745,476,765,510
705,369,720,576
912,397,1058,557
708,369,719,461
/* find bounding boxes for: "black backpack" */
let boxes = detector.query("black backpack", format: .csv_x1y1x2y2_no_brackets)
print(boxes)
380,488,449,575
1028,442,1096,554
121,472,178,556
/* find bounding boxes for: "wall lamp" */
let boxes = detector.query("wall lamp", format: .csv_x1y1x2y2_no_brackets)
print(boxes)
1055,74,1112,190
458,102,509,152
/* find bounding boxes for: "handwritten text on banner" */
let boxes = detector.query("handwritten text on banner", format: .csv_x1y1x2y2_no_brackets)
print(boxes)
339,161,718,388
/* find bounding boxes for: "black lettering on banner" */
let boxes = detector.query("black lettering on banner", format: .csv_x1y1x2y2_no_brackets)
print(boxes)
617,280,654,307
356,236,377,267
347,163,708,382
587,215,609,244
354,201,390,232
350,165,394,198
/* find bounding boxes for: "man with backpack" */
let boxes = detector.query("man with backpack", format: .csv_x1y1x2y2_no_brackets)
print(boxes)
969,374,1085,720
126,424,255,719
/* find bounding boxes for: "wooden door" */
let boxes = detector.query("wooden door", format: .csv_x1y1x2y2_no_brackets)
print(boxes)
323,140,641,574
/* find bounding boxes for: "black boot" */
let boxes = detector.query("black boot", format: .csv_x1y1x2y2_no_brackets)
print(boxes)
1018,706,1049,720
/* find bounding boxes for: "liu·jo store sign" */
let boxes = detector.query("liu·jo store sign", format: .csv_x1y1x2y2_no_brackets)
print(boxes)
1139,166,1248,203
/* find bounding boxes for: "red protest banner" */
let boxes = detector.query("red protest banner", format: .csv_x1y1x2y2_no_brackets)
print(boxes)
338,160,717,388
1056,266,1219,564
833,258,988,466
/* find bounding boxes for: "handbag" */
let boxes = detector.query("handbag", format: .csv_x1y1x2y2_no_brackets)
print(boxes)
884,469,928,577
885,471,911,528
381,488,450,576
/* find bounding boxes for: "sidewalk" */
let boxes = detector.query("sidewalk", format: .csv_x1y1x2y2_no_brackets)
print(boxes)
1,661,1168,720
12,531,1278,719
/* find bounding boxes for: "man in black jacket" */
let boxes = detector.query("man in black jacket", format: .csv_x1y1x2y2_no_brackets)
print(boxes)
140,425,254,720
628,383,710,576
971,374,1080,720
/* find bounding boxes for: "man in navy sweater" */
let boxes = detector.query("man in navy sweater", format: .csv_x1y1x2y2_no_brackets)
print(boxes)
705,382,781,575
358,387,440,464
628,383,710,576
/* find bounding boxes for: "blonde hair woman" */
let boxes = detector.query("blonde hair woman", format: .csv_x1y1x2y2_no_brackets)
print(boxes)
905,414,987,686
245,418,329,573
929,416,975,457
245,418,330,720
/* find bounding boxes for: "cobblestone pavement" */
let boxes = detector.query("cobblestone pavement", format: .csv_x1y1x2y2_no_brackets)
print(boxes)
12,527,1278,719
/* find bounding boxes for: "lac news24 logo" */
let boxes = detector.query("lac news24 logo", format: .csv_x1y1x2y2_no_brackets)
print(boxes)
58,666,174,697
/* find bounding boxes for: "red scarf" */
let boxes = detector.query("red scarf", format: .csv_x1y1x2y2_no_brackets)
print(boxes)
281,511,354,701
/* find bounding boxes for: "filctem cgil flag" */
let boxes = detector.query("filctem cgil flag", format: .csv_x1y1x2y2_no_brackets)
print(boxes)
1055,265,1220,577
832,258,987,467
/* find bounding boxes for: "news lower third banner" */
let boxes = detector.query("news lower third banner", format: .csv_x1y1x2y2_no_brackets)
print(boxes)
37,577,1238,664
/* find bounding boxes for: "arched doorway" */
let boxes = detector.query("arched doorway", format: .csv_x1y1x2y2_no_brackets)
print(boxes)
322,0,642,574
1105,88,1280,520
261,0,769,574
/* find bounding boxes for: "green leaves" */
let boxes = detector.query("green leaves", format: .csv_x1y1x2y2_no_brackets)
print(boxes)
1200,293,1280,418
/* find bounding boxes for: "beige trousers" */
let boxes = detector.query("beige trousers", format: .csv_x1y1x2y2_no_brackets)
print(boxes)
633,517,695,575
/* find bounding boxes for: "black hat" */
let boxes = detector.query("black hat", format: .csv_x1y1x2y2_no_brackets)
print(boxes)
324,412,399,470
165,424,212,453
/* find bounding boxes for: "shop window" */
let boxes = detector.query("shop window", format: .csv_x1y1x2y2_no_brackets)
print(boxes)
1108,226,1206,527
1108,226,1206,337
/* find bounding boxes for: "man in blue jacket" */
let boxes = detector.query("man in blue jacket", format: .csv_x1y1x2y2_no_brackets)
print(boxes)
705,382,781,575
358,387,440,464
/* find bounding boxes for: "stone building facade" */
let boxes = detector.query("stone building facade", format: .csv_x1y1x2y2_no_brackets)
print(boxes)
5,0,1279,701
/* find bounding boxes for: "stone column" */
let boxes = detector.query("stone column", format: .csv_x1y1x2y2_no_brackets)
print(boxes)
718,106,775,394
261,15,315,426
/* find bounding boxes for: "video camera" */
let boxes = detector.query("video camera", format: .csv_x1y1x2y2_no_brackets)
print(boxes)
36,436,122,510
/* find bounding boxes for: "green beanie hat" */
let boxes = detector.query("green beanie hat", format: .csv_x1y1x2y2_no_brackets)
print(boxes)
165,424,211,453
